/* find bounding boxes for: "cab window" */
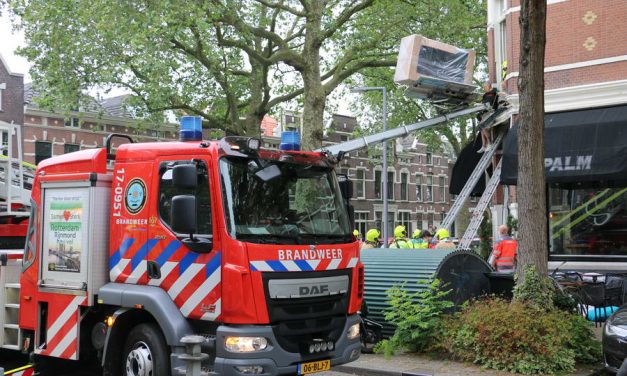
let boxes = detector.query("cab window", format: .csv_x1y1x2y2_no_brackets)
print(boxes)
158,160,212,235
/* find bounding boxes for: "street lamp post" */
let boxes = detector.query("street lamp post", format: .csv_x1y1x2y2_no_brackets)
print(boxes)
351,86,388,248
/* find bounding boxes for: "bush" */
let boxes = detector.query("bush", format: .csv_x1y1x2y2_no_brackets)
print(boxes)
439,298,602,374
375,279,454,357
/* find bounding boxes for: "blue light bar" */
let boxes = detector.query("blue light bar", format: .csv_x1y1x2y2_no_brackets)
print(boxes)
280,131,301,151
179,116,203,141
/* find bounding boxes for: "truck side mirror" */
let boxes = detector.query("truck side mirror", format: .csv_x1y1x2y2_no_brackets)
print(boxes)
171,195,197,235
173,164,198,189
337,174,353,199
171,195,213,253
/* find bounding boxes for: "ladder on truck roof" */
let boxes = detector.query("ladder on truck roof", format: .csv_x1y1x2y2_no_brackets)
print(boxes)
0,122,33,217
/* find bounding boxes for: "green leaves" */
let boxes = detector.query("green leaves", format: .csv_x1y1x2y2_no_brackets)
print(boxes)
440,298,601,374
376,279,454,356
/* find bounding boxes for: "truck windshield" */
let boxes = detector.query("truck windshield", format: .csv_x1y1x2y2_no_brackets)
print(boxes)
219,157,352,244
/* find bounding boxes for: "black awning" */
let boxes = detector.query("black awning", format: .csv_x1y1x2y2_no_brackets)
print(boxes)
501,105,627,186
449,134,490,196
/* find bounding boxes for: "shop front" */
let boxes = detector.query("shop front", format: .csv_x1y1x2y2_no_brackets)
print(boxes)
502,104,627,270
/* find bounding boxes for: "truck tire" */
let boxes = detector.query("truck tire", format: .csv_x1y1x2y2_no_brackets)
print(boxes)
122,323,170,376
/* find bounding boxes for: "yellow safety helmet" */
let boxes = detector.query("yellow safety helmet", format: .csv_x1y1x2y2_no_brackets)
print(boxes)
353,229,360,237
412,229,422,239
366,229,380,243
435,228,450,240
394,225,407,239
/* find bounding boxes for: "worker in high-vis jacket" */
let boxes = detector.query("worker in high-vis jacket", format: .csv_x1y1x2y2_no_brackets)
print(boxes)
389,225,415,249
489,225,518,272
434,228,456,249
361,229,381,250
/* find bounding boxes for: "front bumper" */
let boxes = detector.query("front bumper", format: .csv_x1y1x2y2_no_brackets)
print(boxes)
213,314,361,376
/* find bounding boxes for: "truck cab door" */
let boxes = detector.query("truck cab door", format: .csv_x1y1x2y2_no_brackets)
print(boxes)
145,157,222,321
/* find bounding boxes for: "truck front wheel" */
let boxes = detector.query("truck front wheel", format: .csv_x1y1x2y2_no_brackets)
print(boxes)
122,323,170,376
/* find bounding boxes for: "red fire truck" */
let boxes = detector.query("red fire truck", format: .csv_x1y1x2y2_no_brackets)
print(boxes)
1,117,364,376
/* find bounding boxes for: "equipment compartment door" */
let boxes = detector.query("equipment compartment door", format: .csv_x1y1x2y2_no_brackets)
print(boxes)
40,186,90,289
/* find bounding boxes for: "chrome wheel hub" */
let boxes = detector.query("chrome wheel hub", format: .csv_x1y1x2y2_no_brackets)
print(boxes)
126,341,153,376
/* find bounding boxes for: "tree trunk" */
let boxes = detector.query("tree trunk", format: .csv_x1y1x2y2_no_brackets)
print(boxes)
300,0,325,151
515,0,548,281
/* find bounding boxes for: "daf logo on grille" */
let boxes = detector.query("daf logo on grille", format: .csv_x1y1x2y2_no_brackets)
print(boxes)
299,285,329,296
268,276,349,299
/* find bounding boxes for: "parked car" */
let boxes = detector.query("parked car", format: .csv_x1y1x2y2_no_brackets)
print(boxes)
603,305,627,374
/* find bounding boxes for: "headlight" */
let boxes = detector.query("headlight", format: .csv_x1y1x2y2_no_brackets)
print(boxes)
224,336,268,352
347,323,360,340
606,322,627,337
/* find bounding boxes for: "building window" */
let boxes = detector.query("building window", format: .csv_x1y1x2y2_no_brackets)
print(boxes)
356,169,365,199
439,176,446,202
340,135,349,142
35,141,52,164
398,211,411,235
400,172,408,201
374,170,382,199
0,131,8,156
415,174,422,202
354,212,369,240
426,152,433,165
339,168,349,177
64,144,80,154
496,0,508,83
375,210,395,236
549,185,627,259
426,175,433,202
64,117,80,128
387,171,394,200
416,213,423,230
428,213,434,228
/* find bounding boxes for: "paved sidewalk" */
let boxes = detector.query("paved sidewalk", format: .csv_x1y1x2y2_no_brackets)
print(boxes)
333,353,604,376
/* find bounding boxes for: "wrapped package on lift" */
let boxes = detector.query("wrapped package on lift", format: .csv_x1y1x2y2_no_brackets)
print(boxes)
394,35,477,102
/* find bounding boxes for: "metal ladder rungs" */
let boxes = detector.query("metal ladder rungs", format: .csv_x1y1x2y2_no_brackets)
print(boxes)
440,131,505,231
459,160,503,249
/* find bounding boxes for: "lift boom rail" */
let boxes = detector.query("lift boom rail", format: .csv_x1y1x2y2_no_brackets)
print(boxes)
317,103,488,155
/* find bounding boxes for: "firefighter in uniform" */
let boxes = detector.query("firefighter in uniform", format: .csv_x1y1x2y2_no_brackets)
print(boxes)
389,225,415,249
434,228,456,249
490,225,518,272
361,229,381,250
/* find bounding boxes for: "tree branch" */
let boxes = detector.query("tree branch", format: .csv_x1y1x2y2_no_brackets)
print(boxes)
317,0,374,43
323,57,396,93
252,0,306,16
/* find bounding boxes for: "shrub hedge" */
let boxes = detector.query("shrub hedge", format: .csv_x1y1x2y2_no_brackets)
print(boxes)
438,298,601,374
377,274,602,374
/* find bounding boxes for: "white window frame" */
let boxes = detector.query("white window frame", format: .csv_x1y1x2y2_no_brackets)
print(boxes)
65,117,80,128
415,173,423,202
400,171,409,201
355,168,366,199
0,82,5,111
439,176,446,203
495,0,508,85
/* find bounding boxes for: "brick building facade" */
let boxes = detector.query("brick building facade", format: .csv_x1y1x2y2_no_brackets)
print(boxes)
487,0,627,262
488,0,627,108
